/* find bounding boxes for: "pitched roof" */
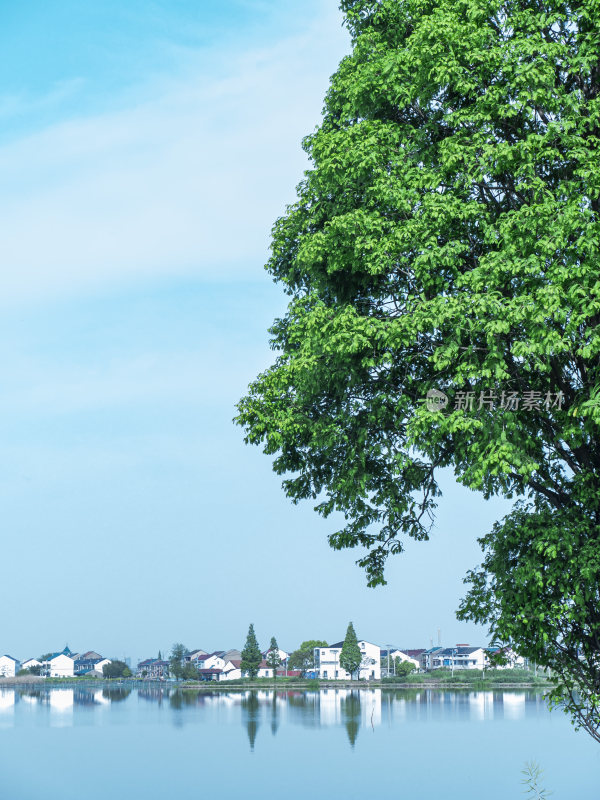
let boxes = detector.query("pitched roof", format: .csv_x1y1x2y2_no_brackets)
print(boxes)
438,647,482,656
1,655,18,662
79,651,102,660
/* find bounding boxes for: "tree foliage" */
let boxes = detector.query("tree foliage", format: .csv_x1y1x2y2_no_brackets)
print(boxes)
288,640,329,675
102,660,131,679
458,501,600,742
169,643,188,681
396,660,417,677
241,624,262,679
237,0,600,584
182,661,199,681
340,622,362,679
236,0,600,739
266,636,282,679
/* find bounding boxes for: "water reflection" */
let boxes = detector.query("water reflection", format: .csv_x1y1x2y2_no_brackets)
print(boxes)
241,691,260,752
340,691,361,748
0,686,546,748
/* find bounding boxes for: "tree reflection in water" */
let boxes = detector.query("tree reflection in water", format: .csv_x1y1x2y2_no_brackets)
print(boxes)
102,688,131,703
241,691,260,752
341,691,361,748
270,692,279,738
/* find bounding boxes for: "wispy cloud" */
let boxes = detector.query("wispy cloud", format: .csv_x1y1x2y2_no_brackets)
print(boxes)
0,7,348,304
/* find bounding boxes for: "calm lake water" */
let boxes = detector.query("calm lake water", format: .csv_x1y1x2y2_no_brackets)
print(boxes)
0,686,598,798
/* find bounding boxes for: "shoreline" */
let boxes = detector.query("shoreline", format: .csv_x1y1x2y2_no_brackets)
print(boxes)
0,676,552,690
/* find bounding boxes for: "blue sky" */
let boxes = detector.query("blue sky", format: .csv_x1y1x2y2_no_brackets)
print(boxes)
0,0,512,662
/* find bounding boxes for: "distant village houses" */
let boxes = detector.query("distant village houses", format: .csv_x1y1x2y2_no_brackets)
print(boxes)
2,637,528,684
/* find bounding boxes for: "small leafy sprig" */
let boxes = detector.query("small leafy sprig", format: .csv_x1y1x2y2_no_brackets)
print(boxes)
521,761,552,799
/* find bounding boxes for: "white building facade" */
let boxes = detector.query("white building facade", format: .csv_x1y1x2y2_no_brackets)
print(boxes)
43,653,75,678
314,640,381,680
0,655,21,677
21,658,41,672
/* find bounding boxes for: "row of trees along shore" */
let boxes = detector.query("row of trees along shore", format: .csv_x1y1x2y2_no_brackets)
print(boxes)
167,622,367,681
236,0,600,744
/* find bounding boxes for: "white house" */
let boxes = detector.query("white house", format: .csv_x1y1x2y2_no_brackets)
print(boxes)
262,647,289,665
256,660,276,678
184,649,207,663
74,657,112,676
314,640,381,680
193,652,227,671
427,645,488,670
0,655,21,677
43,649,75,678
490,646,526,669
380,648,421,675
220,660,243,681
21,658,42,673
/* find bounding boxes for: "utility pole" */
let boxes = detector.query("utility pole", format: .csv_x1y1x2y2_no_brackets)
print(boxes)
386,645,391,679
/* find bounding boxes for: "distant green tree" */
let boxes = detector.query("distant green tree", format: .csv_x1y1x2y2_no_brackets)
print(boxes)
18,665,42,677
169,643,187,681
102,660,130,679
182,661,199,681
241,624,262,679
157,650,162,661
266,637,282,680
396,660,416,677
340,622,362,680
38,653,53,662
288,640,328,676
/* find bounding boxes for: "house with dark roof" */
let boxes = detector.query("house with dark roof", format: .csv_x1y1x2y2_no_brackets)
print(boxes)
184,649,207,663
0,655,21,678
42,647,75,678
74,656,111,677
136,659,170,679
191,652,227,671
426,645,488,671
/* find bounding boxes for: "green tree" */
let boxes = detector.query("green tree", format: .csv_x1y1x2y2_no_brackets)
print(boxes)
265,636,282,680
288,640,328,676
458,503,600,743
241,624,262,679
236,0,600,738
340,622,362,680
182,661,199,681
102,660,130,679
396,660,416,677
169,643,187,682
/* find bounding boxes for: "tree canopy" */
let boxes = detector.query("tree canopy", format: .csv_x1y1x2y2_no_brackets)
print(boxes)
241,624,262,679
288,640,329,675
266,636,282,678
169,643,188,681
340,622,362,679
236,0,600,738
102,660,131,679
